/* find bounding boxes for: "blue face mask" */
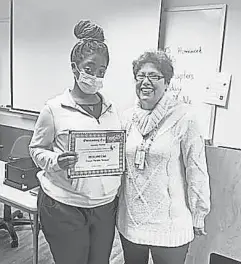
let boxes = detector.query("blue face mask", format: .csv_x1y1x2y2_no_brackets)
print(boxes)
72,62,103,94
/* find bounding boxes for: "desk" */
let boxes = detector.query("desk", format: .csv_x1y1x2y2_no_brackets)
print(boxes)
0,161,39,264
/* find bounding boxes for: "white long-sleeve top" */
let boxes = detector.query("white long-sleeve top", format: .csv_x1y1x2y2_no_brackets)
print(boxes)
29,89,122,207
117,94,211,247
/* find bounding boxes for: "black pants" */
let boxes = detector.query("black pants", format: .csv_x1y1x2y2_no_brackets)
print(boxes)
37,187,118,264
120,233,189,264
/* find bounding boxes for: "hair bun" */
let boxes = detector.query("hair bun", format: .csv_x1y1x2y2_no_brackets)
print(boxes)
74,20,105,42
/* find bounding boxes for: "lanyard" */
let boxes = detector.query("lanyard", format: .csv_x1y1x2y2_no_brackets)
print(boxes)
126,114,164,170
127,114,163,152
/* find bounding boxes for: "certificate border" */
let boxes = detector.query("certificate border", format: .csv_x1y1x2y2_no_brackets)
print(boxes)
67,130,126,178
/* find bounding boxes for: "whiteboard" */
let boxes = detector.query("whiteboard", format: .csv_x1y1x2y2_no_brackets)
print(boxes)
159,5,226,139
0,19,10,107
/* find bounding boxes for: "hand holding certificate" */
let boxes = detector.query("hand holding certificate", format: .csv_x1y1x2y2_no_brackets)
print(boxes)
57,151,78,171
68,130,126,178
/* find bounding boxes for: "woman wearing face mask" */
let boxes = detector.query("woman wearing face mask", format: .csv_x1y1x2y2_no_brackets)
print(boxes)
116,50,211,264
29,20,121,264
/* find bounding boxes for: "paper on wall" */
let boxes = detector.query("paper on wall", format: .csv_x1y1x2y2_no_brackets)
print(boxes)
203,72,231,106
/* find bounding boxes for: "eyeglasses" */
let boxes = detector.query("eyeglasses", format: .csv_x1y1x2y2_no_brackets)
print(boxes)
135,74,165,82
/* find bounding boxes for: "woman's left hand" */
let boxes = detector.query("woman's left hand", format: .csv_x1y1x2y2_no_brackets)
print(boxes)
194,227,207,236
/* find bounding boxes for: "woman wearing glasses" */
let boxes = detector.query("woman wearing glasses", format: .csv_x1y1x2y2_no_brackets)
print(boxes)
116,50,211,264
30,20,121,264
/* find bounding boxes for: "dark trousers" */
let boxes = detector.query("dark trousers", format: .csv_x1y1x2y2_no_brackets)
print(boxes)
120,233,189,264
37,187,118,264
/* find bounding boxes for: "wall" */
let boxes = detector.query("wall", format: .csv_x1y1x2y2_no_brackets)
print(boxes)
163,0,241,148
0,0,162,128
0,0,10,107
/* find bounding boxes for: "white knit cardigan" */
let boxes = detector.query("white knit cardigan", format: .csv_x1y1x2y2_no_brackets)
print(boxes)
117,94,211,247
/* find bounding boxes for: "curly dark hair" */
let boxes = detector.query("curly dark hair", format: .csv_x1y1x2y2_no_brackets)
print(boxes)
70,20,109,66
132,50,174,84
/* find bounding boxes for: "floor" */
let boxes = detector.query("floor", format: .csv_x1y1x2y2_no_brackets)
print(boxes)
0,204,155,264
0,203,124,264
0,226,54,264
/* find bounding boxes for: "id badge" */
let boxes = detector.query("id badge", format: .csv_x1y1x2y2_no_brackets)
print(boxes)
135,148,145,170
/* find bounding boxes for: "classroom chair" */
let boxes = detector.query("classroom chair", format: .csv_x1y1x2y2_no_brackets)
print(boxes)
0,135,34,248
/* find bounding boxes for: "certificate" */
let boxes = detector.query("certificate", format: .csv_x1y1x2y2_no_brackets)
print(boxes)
68,130,126,178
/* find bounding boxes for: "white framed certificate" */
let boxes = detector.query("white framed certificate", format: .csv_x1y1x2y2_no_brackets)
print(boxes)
68,130,126,178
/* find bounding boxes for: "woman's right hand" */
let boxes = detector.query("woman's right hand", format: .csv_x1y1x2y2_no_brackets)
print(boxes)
57,151,79,171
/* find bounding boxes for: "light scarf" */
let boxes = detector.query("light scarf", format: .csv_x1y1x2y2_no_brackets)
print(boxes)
132,93,179,136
